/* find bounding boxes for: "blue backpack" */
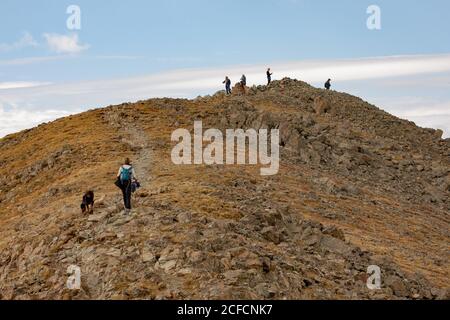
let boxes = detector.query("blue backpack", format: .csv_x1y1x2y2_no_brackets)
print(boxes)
120,166,132,182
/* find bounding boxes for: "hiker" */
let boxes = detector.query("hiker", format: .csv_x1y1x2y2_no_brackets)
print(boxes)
240,74,247,94
325,79,331,90
267,68,273,85
240,74,247,87
223,76,232,95
116,158,138,214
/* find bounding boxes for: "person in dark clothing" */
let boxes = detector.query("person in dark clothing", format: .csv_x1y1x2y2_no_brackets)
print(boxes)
267,68,273,85
240,74,247,87
122,180,132,212
325,79,331,90
240,74,247,94
223,76,232,95
117,158,138,214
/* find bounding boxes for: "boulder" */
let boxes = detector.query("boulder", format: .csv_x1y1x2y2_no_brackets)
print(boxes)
232,83,249,96
323,226,346,241
320,236,352,255
313,96,331,115
385,276,409,298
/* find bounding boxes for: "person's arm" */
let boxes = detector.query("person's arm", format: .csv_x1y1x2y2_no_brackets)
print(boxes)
117,167,122,178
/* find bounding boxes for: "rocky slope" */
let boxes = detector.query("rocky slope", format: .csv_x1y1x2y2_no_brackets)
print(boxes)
0,78,448,300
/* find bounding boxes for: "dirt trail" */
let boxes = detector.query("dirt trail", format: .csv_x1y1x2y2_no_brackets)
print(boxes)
125,126,152,186
105,108,153,187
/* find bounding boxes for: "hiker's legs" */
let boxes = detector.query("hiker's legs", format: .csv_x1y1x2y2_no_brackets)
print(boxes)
121,181,132,210
121,188,127,208
125,181,132,209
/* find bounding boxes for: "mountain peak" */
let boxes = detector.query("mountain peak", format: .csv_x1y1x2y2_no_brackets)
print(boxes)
0,79,448,300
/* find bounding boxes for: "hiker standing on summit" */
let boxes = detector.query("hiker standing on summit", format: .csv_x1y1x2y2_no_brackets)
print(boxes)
267,68,273,85
223,76,232,95
240,74,247,93
240,74,247,87
117,158,138,215
325,79,332,90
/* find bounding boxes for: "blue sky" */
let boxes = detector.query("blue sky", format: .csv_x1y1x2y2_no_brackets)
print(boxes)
1,0,450,137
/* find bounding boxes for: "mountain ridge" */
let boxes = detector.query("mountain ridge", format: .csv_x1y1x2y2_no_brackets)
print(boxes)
0,78,448,300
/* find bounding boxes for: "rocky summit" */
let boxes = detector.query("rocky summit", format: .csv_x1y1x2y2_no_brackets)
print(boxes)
0,78,448,300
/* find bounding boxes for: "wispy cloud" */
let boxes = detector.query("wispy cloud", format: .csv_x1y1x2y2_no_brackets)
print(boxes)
94,55,144,60
0,32,38,53
43,33,90,54
0,56,68,66
0,32,89,66
0,54,142,66
1,54,450,138
0,105,74,138
0,81,52,90
378,97,450,118
236,54,450,84
406,114,450,139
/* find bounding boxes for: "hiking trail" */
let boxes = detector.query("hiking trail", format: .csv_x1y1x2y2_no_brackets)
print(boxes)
105,108,153,187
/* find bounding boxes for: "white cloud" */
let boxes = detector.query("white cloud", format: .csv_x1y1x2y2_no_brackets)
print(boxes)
0,32,38,52
375,98,450,137
0,54,137,66
1,54,450,138
94,55,144,60
0,82,52,90
0,55,70,66
0,104,74,138
407,115,450,138
43,33,89,54
384,99,450,118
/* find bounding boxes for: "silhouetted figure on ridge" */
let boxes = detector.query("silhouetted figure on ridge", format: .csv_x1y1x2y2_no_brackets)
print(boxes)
267,68,273,85
223,76,232,95
238,74,247,94
240,74,247,87
325,79,332,90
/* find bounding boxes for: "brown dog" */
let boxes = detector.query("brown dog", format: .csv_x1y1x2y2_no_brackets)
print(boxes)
81,191,95,214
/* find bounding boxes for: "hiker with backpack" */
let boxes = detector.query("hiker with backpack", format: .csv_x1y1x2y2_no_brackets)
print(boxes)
223,76,232,95
116,158,138,214
325,79,332,90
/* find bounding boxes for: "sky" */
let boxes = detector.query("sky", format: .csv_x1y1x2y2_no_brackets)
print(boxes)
0,0,450,137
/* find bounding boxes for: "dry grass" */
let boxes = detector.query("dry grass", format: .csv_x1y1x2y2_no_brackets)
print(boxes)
0,94,448,291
